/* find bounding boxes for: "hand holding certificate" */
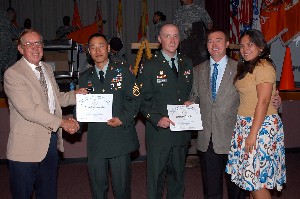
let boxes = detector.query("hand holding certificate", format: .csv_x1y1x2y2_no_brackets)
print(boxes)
76,94,113,122
167,104,203,131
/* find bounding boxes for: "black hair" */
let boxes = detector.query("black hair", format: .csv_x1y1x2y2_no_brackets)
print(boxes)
24,18,31,29
234,29,274,83
86,33,108,65
109,37,123,52
63,16,71,26
154,11,166,21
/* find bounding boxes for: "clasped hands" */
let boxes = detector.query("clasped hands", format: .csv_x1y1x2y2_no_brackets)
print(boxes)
60,118,80,134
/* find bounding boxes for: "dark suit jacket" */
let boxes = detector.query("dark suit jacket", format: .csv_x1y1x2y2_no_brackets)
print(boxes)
4,57,76,162
138,52,193,149
78,61,140,158
189,58,239,154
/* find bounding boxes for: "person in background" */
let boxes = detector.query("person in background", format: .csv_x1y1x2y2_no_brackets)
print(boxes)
7,7,22,40
185,29,282,199
109,36,127,64
173,0,213,65
56,16,76,40
78,33,140,199
226,29,286,199
138,23,193,199
0,9,17,87
23,18,32,30
4,29,88,199
153,11,166,42
173,0,213,40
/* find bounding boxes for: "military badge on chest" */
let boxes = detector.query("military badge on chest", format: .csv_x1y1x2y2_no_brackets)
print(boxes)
87,80,94,92
183,70,191,82
110,68,123,90
157,70,167,84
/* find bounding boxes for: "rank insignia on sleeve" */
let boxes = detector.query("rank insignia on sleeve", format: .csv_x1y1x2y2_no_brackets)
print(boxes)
133,83,140,96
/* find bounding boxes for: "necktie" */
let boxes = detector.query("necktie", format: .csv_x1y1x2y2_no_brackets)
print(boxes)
211,63,218,101
171,58,178,78
36,66,48,97
99,70,105,84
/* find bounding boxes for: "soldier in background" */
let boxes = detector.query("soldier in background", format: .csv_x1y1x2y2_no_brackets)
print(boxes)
56,16,76,40
0,9,18,88
173,0,213,66
109,37,127,64
153,11,166,42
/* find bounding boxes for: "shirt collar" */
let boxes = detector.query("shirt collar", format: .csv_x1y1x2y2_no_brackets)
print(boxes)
95,60,109,75
23,57,43,71
210,55,228,68
161,50,178,63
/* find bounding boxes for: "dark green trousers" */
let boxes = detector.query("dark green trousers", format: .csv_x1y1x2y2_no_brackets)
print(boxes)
147,145,188,199
88,153,131,199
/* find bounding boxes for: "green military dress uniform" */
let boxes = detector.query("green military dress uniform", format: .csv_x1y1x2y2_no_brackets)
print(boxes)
78,61,140,199
138,51,193,199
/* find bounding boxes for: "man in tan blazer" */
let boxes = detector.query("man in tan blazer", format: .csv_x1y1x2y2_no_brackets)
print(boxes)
4,29,87,199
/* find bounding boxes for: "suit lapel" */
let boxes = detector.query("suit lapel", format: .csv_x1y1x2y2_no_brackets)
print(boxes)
201,61,213,101
20,58,49,103
216,60,235,101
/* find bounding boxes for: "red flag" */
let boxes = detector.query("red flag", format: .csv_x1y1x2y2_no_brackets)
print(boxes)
260,0,287,44
67,22,98,45
72,0,82,29
280,2,300,46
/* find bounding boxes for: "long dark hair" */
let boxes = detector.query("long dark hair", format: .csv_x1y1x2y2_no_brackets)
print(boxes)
234,29,274,83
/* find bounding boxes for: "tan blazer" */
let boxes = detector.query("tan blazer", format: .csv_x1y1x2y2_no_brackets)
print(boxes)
189,58,239,154
4,57,76,162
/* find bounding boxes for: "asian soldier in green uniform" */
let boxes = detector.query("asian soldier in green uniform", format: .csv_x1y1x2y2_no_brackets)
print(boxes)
78,33,140,199
138,24,193,199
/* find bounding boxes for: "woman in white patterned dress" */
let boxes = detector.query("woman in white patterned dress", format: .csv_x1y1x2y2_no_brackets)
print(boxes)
225,29,286,199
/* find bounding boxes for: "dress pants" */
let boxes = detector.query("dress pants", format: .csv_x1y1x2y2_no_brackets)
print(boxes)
199,140,245,199
88,153,131,199
9,133,58,199
147,145,188,199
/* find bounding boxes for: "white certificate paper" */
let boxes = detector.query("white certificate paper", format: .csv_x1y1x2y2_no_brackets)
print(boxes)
76,94,113,122
167,104,203,131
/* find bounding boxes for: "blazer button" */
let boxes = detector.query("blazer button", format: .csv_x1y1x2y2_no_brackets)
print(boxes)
178,99,181,102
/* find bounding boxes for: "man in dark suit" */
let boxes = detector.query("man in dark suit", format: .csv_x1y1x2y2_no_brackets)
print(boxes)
4,29,87,199
138,23,193,199
78,33,140,199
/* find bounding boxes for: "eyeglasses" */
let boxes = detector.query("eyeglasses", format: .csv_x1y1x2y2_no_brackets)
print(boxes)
21,41,44,48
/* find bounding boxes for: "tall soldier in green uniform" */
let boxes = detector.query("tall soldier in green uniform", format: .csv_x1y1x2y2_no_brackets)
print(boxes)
78,33,140,199
138,24,193,199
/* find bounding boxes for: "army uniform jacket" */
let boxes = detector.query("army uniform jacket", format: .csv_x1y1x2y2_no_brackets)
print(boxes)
138,52,193,148
78,62,140,158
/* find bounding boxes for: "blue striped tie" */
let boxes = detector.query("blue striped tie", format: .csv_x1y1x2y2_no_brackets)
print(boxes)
211,63,218,101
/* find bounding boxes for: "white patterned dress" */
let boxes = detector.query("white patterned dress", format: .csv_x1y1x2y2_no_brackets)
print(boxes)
226,61,286,191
